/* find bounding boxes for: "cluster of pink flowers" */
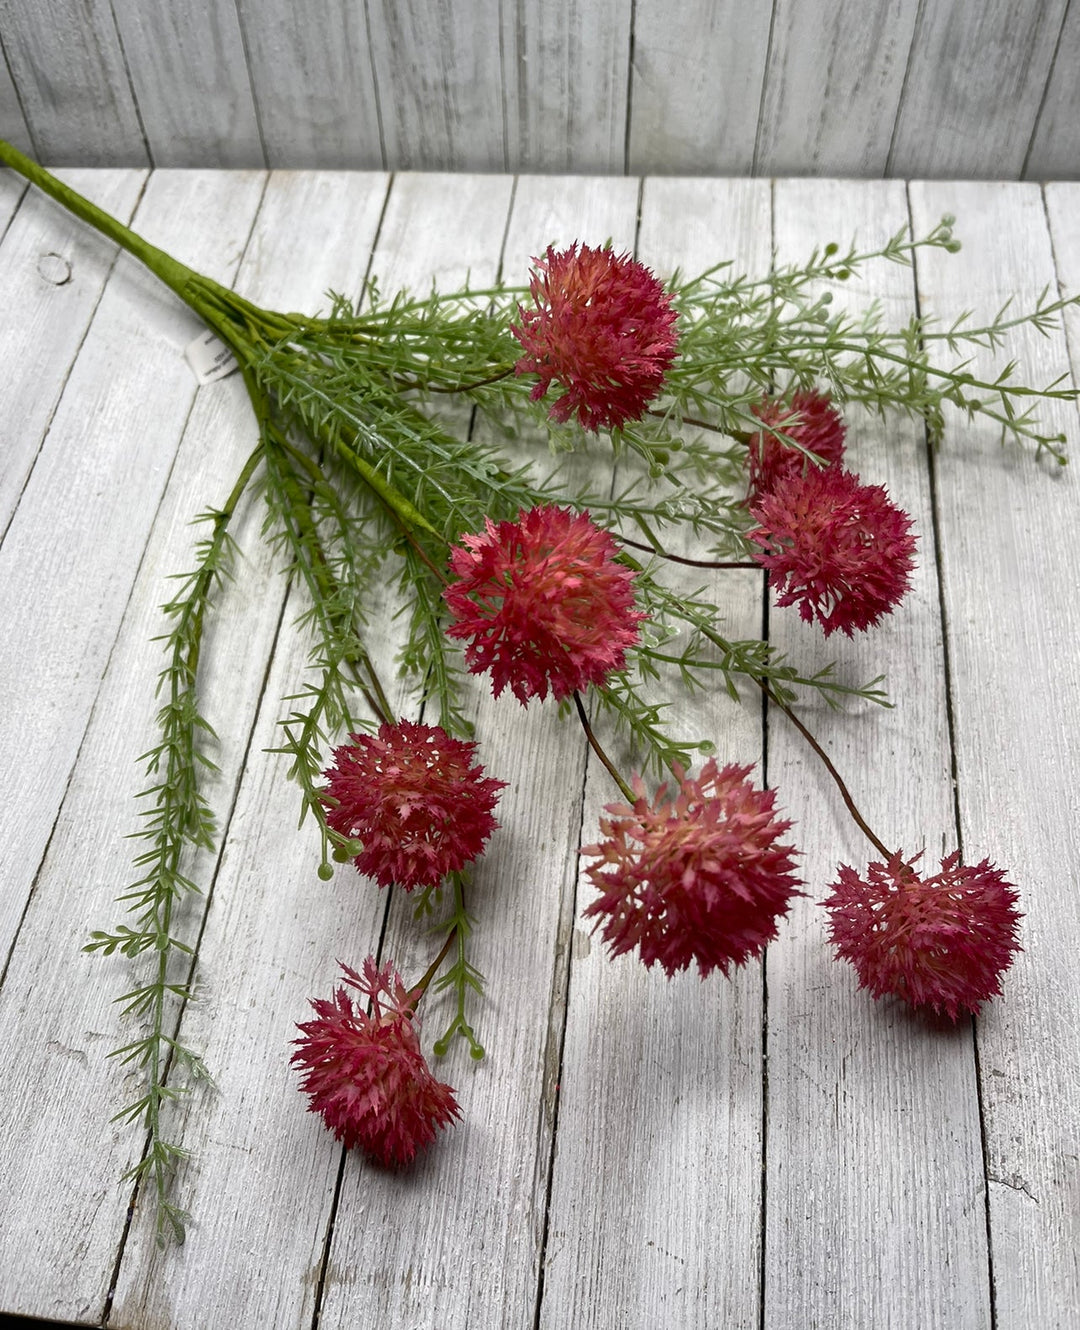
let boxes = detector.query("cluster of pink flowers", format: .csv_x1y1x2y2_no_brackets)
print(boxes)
823,851,1022,1018
742,388,917,637
443,504,644,704
582,761,802,977
292,243,1022,1171
292,959,460,1166
322,720,505,890
510,242,679,432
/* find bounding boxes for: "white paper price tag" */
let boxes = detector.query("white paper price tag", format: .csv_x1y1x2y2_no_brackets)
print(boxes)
184,330,239,384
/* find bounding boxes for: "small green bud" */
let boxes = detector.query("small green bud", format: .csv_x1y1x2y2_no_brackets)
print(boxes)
317,862,335,882
697,740,716,755
432,1039,448,1057
470,1043,486,1060
331,844,352,862
823,241,839,257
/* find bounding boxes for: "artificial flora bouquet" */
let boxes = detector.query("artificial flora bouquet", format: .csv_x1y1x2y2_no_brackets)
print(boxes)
1,140,1073,1243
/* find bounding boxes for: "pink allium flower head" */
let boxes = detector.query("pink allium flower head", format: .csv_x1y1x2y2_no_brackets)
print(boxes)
292,958,461,1166
747,390,847,499
581,761,802,978
749,465,917,637
823,851,1022,1019
443,504,645,705
510,242,679,431
322,720,505,890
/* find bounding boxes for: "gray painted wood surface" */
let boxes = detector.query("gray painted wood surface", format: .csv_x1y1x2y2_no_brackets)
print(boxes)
0,0,1077,177
0,170,1078,1328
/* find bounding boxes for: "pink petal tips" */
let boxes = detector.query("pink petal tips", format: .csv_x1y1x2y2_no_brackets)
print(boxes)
823,851,1022,1019
582,761,802,978
292,958,461,1166
510,243,678,431
322,720,505,890
443,504,644,704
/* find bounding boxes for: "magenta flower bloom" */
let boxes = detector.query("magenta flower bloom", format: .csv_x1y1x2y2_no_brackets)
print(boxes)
292,958,460,1166
749,465,917,636
510,242,679,431
823,851,1022,1019
747,389,847,499
582,761,802,978
443,504,644,704
322,720,505,890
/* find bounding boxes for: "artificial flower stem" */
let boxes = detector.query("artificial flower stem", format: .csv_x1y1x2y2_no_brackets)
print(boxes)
759,680,893,860
619,534,758,570
0,138,196,303
423,365,516,394
408,925,459,1007
573,691,636,803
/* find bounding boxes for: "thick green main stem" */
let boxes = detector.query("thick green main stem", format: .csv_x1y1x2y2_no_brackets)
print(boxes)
0,138,200,304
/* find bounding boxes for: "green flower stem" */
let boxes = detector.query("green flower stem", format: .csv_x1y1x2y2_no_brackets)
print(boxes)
95,439,267,1246
0,138,196,303
432,874,485,1060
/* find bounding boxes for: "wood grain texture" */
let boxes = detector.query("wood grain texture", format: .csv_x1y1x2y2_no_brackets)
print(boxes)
315,172,588,1330
236,0,383,168
539,177,771,1330
888,0,1068,178
755,0,920,176
0,170,263,971
90,171,392,1329
1024,5,1080,180
627,1,772,174
0,168,146,540
1,171,1078,1330
504,0,631,172
0,44,33,154
110,0,263,167
366,0,507,171
0,168,269,1321
0,0,148,164
764,179,991,1329
910,180,1080,1330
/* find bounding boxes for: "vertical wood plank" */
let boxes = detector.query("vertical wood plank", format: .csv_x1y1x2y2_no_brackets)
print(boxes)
110,0,264,167
0,168,270,1321
71,171,391,1328
627,2,772,174
539,177,771,1329
316,172,599,1330
0,169,264,969
0,0,148,164
1024,7,1080,180
0,43,33,154
366,0,507,171
755,0,920,176
910,179,1080,1330
888,0,1068,178
764,179,991,1328
0,168,147,540
502,0,631,172
236,0,383,168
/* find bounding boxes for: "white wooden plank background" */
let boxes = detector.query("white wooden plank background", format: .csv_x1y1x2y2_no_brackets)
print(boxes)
0,171,1078,1330
1,0,1078,178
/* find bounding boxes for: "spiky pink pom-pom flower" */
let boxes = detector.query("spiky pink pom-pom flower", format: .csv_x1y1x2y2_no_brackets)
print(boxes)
823,851,1022,1019
582,761,802,978
322,720,505,890
510,243,679,431
747,390,847,499
749,465,917,636
443,504,644,705
292,958,460,1166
